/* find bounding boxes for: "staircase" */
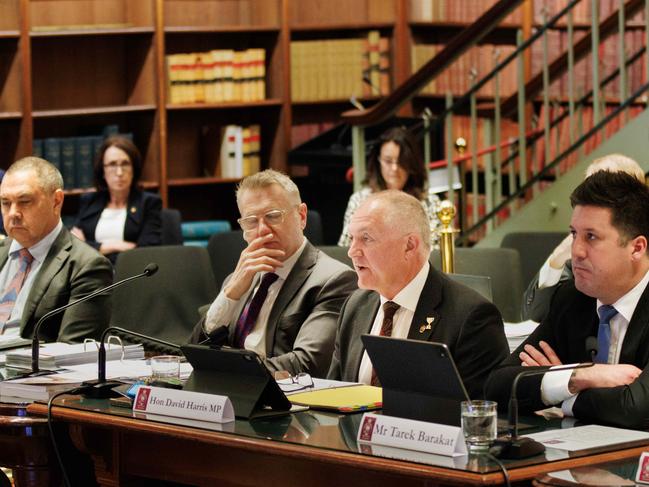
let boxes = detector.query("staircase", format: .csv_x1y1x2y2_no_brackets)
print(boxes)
342,0,649,247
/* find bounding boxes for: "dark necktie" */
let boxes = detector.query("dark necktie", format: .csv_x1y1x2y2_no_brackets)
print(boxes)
0,249,34,330
596,305,618,364
371,301,400,386
233,272,279,348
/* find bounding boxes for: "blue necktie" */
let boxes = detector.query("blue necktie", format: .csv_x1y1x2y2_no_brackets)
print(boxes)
596,305,618,364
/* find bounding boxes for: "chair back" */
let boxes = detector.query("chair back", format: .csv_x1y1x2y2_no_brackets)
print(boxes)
112,246,217,351
305,209,324,245
500,232,566,288
431,247,524,322
317,245,353,268
207,230,247,289
160,208,183,245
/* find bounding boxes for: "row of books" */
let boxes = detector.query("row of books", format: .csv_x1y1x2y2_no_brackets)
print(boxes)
290,30,390,102
409,0,638,25
202,124,261,179
32,129,132,190
531,30,646,99
532,0,645,25
410,0,522,24
411,44,518,98
166,48,266,105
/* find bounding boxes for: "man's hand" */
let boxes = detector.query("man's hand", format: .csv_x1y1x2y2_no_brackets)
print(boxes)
520,341,563,366
568,364,642,394
224,233,285,300
548,234,572,270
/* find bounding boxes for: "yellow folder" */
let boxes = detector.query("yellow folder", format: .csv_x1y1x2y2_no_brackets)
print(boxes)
289,385,382,413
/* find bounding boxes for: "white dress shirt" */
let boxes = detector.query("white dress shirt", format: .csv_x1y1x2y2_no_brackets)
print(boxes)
204,238,306,359
0,221,63,335
95,207,127,242
540,268,649,415
357,262,430,385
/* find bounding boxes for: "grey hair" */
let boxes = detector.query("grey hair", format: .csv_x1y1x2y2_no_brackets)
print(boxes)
236,169,301,205
7,157,64,193
365,189,431,252
585,154,645,182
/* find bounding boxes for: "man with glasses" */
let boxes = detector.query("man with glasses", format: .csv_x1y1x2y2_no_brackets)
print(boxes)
190,170,356,377
0,157,113,342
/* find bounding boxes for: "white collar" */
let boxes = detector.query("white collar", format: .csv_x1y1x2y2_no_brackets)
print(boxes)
380,261,430,312
9,220,63,263
598,268,649,322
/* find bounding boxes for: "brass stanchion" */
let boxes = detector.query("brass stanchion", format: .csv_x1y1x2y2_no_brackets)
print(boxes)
437,200,458,274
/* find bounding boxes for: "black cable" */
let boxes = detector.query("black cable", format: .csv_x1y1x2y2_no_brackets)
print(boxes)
47,385,93,487
488,452,511,487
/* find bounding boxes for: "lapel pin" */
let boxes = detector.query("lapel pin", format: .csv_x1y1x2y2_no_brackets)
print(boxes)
130,206,137,214
419,317,435,333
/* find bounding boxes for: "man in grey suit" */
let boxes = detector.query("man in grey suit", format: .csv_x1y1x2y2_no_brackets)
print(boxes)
0,157,113,342
328,190,508,398
190,170,356,377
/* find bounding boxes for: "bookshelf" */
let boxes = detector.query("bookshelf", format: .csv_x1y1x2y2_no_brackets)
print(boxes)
0,0,540,224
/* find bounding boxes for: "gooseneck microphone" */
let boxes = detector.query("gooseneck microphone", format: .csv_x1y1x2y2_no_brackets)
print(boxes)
495,358,595,460
29,263,159,375
585,336,598,362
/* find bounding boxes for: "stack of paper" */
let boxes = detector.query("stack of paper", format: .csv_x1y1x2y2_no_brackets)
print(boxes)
5,342,145,370
0,335,31,351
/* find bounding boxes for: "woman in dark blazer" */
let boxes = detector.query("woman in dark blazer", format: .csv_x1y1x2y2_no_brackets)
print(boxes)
71,136,162,263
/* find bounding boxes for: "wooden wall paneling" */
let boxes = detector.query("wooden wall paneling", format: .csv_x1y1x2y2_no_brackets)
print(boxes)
163,0,280,29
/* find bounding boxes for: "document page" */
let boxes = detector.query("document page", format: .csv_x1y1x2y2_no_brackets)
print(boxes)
524,424,649,451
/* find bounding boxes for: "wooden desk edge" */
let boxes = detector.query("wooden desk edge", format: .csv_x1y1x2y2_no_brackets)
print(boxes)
27,402,649,485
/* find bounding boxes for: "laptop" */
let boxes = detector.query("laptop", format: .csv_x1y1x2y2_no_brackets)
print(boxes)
361,335,470,426
180,344,292,420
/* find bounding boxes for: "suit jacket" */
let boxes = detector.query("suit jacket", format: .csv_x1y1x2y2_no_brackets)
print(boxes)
0,227,113,343
189,242,357,377
486,280,649,429
327,265,509,399
522,260,574,322
74,189,162,262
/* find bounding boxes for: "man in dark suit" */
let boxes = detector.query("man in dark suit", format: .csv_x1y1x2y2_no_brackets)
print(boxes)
327,190,508,398
0,157,113,342
487,171,649,429
190,170,356,377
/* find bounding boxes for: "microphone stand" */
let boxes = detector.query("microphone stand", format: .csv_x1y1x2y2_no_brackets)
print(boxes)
27,263,158,376
494,362,595,459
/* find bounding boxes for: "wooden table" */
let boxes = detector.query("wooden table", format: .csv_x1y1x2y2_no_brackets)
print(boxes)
27,397,649,487
0,403,57,487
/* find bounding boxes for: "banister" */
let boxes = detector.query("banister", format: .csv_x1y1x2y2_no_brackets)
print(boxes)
340,0,524,127
499,0,644,117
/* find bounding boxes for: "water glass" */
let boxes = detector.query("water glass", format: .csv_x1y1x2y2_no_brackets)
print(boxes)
461,400,497,452
150,355,181,379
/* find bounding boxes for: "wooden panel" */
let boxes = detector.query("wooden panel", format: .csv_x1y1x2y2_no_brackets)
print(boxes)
0,0,19,31
31,35,155,110
29,0,154,30
288,0,396,26
0,120,20,168
0,38,21,113
164,0,280,28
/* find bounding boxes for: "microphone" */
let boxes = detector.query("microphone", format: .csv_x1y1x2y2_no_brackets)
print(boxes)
29,263,159,375
585,336,598,361
494,361,595,459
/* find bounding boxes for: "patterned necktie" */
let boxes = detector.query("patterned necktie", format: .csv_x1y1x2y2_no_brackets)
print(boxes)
596,305,618,364
371,301,400,386
233,272,279,348
0,249,34,330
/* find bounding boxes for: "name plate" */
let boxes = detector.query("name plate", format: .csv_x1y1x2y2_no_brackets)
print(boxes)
133,386,235,424
357,413,467,457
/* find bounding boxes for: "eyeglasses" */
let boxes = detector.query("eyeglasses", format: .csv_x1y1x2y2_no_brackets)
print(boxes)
237,209,288,232
103,161,133,172
277,373,314,393
378,157,400,168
